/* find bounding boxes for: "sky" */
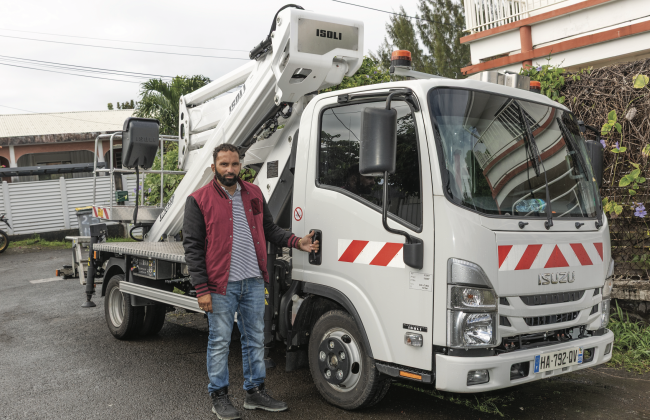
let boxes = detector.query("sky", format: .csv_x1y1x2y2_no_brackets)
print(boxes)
0,0,420,116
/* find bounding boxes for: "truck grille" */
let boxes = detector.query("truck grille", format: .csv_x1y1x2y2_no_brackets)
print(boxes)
520,291,585,306
523,311,579,326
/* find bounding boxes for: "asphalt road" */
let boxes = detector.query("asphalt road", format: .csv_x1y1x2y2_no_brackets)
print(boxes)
2,248,650,420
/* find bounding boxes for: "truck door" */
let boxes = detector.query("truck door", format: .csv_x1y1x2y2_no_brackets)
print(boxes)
299,94,435,370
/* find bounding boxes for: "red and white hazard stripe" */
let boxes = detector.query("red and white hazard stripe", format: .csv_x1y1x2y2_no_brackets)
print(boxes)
498,242,603,271
338,239,404,268
92,206,110,220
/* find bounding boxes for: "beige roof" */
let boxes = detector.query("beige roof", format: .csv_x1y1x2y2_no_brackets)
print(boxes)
0,109,135,138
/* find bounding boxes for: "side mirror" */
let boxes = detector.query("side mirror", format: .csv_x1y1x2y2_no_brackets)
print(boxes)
122,117,160,169
360,107,397,175
585,140,604,188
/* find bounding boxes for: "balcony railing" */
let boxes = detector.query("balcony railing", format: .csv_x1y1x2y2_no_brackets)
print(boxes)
464,0,571,34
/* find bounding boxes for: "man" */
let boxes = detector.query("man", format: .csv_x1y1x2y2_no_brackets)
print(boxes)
183,143,319,420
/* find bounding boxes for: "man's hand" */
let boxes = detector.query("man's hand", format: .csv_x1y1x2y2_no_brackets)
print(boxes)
299,230,320,253
198,294,212,313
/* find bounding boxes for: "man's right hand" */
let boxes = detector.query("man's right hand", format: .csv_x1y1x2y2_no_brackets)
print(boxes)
198,294,213,313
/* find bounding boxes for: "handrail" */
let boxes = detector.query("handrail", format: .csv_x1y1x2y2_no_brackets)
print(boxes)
464,0,570,34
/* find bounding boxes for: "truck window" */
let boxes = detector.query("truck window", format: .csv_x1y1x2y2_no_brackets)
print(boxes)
428,88,599,219
318,100,422,229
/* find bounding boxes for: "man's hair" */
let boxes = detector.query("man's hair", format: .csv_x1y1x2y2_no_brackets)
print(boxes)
213,144,240,162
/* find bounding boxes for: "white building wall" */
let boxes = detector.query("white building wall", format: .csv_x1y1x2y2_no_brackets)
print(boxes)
468,0,645,66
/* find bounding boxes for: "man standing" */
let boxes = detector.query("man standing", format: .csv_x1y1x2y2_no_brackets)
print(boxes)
183,143,318,419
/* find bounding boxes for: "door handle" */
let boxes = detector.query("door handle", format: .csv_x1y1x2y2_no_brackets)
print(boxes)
309,229,322,265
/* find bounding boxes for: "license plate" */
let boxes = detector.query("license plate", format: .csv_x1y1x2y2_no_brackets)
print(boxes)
534,347,583,373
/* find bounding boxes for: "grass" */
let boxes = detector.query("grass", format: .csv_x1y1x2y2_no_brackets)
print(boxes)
607,301,650,373
394,382,513,417
8,234,135,249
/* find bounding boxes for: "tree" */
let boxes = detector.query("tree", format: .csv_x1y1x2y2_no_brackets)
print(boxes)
135,76,211,135
134,75,211,205
418,0,469,79
321,56,390,93
107,103,114,110
372,0,470,78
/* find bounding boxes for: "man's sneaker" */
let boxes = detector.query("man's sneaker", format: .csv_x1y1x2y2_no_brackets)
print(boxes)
243,384,288,412
210,387,241,420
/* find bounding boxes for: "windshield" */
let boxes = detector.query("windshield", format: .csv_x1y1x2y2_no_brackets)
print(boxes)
428,88,599,219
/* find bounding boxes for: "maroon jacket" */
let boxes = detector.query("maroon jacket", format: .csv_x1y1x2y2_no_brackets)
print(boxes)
182,178,301,297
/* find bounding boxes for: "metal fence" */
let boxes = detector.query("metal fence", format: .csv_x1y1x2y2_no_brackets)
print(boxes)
0,175,138,236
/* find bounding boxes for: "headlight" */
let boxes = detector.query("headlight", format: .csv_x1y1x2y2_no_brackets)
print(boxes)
448,310,497,347
603,279,613,299
448,258,493,288
449,286,496,311
601,299,611,328
606,259,615,279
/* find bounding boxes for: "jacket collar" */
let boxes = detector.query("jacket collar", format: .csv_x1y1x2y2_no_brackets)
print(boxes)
211,177,249,199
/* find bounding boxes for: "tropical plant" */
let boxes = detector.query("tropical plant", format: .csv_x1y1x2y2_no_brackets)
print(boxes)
135,75,211,135
320,57,390,93
135,75,211,205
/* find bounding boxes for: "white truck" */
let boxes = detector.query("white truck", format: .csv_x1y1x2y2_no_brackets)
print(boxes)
72,5,615,410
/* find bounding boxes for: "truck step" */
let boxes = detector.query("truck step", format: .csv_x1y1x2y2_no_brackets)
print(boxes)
119,281,200,312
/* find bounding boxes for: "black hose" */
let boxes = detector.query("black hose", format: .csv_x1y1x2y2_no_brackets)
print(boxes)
130,225,144,242
133,166,139,226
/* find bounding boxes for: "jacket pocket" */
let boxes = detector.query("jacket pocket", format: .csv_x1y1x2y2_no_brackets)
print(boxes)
251,197,262,215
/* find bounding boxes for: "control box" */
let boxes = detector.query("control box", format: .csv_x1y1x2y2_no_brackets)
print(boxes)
134,257,174,280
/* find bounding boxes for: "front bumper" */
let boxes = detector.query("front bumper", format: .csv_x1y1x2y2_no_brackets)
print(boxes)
435,330,614,393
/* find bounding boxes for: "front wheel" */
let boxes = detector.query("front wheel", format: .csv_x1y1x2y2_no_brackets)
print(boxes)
0,229,8,253
104,274,144,340
308,310,391,410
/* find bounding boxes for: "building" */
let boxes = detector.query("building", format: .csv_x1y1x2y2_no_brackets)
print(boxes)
0,109,134,182
461,0,649,75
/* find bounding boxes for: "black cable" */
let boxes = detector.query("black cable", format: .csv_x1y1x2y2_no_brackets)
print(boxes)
0,34,249,60
0,104,129,124
0,62,142,83
0,55,174,79
133,166,140,226
330,0,432,22
0,28,249,51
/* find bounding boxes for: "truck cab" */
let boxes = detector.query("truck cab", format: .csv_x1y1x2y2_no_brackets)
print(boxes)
286,76,613,396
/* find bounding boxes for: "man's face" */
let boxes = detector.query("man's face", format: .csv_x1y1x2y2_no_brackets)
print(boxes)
211,151,241,187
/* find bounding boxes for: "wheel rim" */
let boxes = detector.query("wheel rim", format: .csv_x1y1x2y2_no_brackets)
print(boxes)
0,232,7,251
108,286,125,327
318,328,363,393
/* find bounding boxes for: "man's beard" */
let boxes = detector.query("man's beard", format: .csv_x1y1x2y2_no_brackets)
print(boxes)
215,171,239,187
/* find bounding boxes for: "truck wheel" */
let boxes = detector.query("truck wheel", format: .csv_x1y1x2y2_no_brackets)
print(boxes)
308,310,391,410
140,305,167,336
104,274,144,340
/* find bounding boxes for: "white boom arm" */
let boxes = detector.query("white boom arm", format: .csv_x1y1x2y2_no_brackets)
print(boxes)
146,8,364,241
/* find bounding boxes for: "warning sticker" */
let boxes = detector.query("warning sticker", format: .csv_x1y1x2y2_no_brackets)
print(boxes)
409,272,432,292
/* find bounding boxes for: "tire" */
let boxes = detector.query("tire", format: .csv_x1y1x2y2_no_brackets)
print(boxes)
104,274,144,340
308,310,391,410
0,230,8,253
140,305,167,336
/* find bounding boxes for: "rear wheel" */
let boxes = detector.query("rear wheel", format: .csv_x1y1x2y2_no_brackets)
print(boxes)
105,274,144,340
140,305,167,336
0,230,8,253
308,310,391,410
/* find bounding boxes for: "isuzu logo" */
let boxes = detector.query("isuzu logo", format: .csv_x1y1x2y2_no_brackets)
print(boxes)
538,272,575,285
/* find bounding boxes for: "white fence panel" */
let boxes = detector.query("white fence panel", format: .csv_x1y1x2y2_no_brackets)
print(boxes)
0,175,133,236
7,179,66,235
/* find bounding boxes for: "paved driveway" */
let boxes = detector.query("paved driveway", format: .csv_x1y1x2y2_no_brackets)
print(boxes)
1,248,649,419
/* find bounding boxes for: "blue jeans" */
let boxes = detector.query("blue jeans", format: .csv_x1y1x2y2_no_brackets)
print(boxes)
206,277,266,393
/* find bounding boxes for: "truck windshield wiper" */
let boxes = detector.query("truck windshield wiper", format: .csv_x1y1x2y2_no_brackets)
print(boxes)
556,117,604,228
518,102,553,229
